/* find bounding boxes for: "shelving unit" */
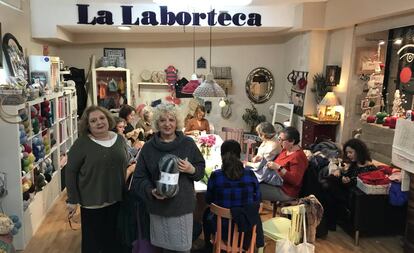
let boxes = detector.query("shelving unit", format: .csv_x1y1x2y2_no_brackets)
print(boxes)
92,67,131,109
0,88,77,250
136,82,169,97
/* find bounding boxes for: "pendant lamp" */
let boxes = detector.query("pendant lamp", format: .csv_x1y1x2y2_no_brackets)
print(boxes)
193,26,226,98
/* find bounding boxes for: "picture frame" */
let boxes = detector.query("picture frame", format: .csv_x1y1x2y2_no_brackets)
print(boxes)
103,48,126,67
325,65,341,86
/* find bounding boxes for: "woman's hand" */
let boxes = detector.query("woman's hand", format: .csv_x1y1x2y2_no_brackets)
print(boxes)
251,155,262,163
151,189,166,200
332,169,341,177
342,176,351,184
266,161,281,170
178,158,196,174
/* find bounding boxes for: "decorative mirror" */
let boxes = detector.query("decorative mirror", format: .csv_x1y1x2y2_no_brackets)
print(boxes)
246,67,274,104
2,33,29,82
272,103,294,133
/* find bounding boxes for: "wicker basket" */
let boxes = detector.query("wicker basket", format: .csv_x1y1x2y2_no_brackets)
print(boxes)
0,89,27,105
211,67,232,79
357,178,390,195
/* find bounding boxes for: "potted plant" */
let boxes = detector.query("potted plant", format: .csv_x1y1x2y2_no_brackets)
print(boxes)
242,103,266,133
311,73,332,104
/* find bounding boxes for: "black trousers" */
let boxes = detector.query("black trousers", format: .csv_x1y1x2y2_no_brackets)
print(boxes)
320,176,350,227
80,202,121,253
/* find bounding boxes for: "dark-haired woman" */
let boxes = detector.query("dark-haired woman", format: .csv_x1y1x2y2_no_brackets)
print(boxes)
322,138,377,230
203,140,261,250
260,126,308,202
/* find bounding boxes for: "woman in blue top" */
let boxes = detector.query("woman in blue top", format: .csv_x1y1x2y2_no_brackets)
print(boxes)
203,140,261,250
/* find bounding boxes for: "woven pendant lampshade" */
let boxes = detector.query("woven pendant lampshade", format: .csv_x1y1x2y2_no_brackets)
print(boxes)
193,25,226,98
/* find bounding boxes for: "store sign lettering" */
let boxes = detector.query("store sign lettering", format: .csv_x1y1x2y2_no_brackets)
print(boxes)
77,4,262,27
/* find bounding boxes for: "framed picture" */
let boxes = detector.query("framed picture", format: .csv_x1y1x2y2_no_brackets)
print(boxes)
325,65,341,86
103,48,126,67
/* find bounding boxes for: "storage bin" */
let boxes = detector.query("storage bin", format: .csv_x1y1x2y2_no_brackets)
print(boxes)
357,178,390,195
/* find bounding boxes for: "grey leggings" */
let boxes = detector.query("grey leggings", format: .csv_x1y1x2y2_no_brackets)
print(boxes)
260,183,294,202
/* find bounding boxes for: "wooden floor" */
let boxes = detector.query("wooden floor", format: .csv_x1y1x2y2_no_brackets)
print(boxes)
19,193,404,253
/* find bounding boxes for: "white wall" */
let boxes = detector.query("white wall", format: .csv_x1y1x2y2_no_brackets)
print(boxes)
0,0,58,80
323,27,355,144
57,38,288,131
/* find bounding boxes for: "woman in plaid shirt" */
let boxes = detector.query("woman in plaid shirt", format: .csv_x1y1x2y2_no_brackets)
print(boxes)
203,140,261,250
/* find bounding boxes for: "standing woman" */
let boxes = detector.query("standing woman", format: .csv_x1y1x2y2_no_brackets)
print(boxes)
132,103,205,253
65,105,130,253
184,105,210,135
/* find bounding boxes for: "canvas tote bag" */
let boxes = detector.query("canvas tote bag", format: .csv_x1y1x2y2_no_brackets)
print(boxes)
275,209,315,253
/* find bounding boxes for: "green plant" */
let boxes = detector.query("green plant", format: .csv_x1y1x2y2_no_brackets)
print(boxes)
242,103,266,133
311,73,332,104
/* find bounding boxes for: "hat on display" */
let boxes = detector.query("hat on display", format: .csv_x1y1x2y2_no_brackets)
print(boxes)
181,80,200,94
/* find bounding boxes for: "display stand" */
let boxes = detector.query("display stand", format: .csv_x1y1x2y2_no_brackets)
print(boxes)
0,89,77,250
91,67,131,110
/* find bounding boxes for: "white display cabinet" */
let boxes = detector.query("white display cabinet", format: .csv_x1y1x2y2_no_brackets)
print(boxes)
0,88,77,250
91,67,131,110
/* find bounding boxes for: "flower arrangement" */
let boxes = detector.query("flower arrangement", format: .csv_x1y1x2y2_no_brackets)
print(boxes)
199,135,216,147
199,135,216,158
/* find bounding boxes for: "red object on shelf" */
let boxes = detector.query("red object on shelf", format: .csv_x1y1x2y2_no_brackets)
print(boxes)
400,67,412,84
367,115,376,123
389,116,398,129
383,117,391,127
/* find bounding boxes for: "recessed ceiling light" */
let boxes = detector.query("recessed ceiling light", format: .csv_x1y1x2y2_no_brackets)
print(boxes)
118,26,131,31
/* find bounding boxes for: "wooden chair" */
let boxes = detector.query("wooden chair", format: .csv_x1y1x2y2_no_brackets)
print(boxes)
221,127,244,144
258,204,306,253
210,203,260,253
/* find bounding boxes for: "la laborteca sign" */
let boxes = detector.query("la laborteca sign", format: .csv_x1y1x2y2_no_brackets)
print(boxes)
77,4,262,27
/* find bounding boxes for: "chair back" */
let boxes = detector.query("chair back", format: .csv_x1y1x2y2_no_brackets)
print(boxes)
280,204,306,244
220,127,244,145
210,203,259,253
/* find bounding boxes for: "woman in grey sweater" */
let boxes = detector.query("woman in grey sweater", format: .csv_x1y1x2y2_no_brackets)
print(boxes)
132,103,205,252
66,105,131,253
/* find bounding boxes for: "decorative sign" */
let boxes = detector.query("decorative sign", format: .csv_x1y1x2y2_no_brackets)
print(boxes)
77,5,262,27
103,48,126,67
197,57,206,69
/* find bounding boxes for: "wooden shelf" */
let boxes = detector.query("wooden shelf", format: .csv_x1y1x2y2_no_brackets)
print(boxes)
137,82,169,96
304,115,340,125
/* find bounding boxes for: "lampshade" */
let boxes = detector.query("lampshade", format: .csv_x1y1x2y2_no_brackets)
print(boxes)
320,92,340,106
193,73,226,97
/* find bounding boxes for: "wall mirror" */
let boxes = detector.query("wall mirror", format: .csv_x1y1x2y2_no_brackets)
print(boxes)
246,67,274,104
272,103,294,132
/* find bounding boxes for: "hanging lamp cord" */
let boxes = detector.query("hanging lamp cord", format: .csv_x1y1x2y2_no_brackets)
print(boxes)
193,26,196,74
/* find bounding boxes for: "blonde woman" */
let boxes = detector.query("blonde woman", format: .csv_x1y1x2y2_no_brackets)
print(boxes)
132,103,205,252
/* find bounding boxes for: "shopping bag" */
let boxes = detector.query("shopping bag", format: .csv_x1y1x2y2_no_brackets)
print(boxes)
275,207,315,253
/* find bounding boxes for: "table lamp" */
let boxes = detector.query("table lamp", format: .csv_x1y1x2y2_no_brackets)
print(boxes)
319,92,340,120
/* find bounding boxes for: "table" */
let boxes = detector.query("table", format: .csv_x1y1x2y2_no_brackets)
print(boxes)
193,134,223,192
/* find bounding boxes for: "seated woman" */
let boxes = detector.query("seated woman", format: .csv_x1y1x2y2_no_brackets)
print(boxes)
260,127,308,202
135,105,154,141
321,138,377,230
245,121,281,168
184,105,210,135
203,139,261,250
119,105,143,143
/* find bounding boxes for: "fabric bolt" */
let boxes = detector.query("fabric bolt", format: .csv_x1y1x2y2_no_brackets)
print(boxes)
205,169,261,208
149,213,193,251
